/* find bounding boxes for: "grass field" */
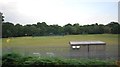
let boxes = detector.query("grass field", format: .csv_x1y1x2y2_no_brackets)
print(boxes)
2,34,119,46
2,34,119,59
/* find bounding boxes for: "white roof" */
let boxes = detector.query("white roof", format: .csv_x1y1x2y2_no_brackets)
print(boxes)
69,41,106,45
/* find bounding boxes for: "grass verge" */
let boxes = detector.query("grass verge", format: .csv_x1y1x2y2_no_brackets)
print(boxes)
2,53,118,67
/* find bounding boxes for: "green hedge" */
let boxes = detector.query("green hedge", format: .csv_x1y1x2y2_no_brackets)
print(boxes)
2,53,117,67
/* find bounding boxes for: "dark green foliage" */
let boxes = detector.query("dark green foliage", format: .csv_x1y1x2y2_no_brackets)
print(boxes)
2,52,22,66
107,22,120,34
2,53,117,67
1,12,120,38
2,21,120,38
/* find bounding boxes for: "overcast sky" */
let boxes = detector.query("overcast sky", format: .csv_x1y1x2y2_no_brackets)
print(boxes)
0,0,119,26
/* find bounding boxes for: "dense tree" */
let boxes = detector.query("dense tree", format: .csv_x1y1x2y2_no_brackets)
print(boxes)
2,21,120,38
63,23,73,35
1,12,120,38
48,25,63,35
2,22,14,37
36,22,48,35
106,22,120,34
72,23,81,34
14,24,24,37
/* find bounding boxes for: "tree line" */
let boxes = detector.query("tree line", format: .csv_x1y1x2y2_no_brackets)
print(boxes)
2,21,120,38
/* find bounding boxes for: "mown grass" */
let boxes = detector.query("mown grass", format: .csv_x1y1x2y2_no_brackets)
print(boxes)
1,34,119,66
2,34,119,56
2,34,119,47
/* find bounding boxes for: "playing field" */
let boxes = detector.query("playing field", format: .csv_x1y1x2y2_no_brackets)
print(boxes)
2,34,119,59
